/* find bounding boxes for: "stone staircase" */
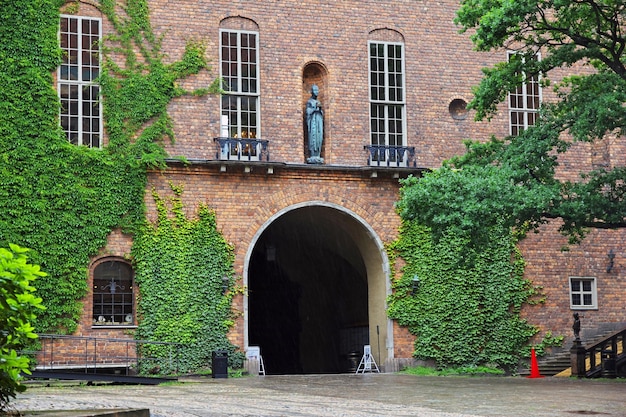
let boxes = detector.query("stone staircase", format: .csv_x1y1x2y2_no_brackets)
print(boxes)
518,350,571,377
519,330,618,377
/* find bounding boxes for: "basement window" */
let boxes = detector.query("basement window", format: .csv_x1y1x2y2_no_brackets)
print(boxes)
569,277,597,310
92,260,135,326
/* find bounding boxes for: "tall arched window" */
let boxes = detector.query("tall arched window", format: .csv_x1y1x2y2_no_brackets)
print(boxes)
219,17,260,161
368,29,407,167
92,260,134,326
59,14,102,147
508,52,541,136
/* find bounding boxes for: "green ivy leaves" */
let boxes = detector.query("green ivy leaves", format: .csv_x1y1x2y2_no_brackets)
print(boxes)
131,187,241,374
0,0,212,336
387,221,539,372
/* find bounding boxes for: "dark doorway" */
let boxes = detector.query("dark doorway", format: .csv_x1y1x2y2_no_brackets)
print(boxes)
248,206,369,374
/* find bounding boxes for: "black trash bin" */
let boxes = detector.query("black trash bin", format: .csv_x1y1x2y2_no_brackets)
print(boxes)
212,349,228,378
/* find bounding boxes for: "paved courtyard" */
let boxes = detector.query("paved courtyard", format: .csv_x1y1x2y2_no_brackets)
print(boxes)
12,374,626,417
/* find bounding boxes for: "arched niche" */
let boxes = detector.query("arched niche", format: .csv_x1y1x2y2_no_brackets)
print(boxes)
302,62,328,163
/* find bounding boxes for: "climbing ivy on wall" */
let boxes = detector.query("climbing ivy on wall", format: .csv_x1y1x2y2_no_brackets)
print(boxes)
98,0,220,165
387,219,542,371
0,0,215,334
132,186,243,373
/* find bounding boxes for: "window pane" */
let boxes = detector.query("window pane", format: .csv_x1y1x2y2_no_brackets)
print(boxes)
572,294,581,305
370,56,378,72
220,30,260,142
59,16,101,147
368,41,405,161
508,53,541,135
93,261,134,325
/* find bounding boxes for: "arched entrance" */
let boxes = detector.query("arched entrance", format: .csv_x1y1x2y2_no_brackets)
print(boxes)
245,202,392,374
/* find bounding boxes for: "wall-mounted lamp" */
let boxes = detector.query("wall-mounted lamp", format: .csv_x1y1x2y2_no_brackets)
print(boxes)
411,275,420,295
222,275,230,294
606,249,615,273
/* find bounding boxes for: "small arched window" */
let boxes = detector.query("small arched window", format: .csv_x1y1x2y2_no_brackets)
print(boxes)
92,260,134,326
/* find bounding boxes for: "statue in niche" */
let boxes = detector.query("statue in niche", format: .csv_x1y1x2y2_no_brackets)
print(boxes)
573,312,581,341
306,84,324,164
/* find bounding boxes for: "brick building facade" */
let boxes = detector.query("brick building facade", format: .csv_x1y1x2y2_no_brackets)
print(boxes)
54,0,625,373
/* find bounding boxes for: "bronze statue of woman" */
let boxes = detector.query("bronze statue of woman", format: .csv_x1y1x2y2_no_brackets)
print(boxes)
306,84,324,164
573,312,581,340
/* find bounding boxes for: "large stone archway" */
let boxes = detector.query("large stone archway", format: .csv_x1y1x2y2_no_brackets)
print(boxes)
243,202,392,374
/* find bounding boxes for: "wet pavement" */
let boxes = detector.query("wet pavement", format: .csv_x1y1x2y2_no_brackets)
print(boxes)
12,373,626,417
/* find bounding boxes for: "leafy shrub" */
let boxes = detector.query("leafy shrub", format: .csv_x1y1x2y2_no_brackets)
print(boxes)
0,244,45,411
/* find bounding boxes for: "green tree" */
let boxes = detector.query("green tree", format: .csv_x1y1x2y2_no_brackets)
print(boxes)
0,244,45,412
400,0,626,244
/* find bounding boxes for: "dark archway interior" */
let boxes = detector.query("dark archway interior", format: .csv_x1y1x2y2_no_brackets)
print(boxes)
248,206,369,374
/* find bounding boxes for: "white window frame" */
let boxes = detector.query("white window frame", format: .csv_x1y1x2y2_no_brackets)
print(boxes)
569,276,598,310
58,15,102,148
508,51,542,136
368,40,407,166
219,29,261,161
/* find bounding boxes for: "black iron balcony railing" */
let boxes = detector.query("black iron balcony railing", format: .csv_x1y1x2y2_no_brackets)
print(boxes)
214,137,270,162
364,145,416,168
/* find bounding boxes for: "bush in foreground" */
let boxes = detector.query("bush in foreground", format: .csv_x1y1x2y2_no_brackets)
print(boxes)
0,244,45,411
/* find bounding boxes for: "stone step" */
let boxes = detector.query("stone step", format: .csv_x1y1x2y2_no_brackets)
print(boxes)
519,329,623,377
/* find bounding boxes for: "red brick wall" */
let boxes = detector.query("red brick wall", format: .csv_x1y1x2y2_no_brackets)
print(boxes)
59,0,625,363
146,1,505,165
520,224,626,347
145,164,406,350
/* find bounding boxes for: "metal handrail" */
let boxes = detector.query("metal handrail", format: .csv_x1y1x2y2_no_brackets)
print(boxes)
584,328,626,377
36,334,182,376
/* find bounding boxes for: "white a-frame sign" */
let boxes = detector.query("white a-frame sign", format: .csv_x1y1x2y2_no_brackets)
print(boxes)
355,344,380,373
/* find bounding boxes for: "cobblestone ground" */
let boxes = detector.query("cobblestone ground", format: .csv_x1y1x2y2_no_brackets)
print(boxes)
11,374,626,417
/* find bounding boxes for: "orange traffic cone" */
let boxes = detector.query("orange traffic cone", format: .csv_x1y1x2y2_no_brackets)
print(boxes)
527,347,544,378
